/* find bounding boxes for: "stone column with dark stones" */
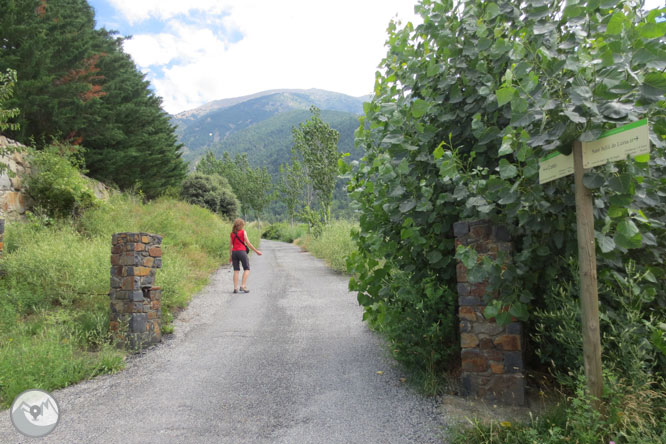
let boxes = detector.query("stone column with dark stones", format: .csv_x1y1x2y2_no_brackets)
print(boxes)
109,232,163,350
453,220,526,406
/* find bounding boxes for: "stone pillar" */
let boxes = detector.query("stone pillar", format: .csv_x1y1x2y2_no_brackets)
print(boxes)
453,220,526,406
109,232,163,350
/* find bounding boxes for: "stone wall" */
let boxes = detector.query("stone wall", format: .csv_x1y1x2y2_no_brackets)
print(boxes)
0,136,32,219
0,135,109,220
453,220,526,406
109,232,163,350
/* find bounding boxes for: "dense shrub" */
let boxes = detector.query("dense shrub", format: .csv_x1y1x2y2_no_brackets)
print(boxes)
181,173,240,219
533,259,666,383
24,144,98,218
451,374,666,444
262,223,307,243
347,0,666,382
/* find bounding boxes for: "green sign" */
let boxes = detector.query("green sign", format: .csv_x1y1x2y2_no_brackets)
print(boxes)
582,119,650,169
538,119,650,184
539,151,574,185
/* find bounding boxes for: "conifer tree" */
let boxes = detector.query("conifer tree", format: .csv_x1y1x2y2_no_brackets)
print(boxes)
0,0,186,197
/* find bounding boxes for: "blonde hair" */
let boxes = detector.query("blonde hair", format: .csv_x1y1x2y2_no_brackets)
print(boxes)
232,218,245,233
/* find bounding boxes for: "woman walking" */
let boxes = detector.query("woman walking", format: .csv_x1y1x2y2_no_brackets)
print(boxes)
229,218,262,293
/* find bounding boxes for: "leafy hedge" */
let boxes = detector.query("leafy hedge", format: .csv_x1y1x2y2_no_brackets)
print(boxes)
346,0,666,377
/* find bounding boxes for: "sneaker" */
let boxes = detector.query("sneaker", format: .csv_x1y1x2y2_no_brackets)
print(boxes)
233,288,238,294
240,287,250,293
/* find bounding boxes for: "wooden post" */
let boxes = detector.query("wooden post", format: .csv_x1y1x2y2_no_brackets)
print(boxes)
573,141,603,405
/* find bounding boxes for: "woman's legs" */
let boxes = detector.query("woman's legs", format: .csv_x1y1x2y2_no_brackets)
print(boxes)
241,270,250,289
233,270,240,290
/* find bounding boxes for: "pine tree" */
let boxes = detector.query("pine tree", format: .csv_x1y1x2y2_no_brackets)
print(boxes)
0,0,186,197
78,29,186,196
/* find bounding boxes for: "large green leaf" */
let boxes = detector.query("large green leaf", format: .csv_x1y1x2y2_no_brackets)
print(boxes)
615,218,642,249
606,12,629,35
638,22,666,39
411,99,430,118
595,232,616,253
484,2,501,20
427,250,443,264
583,172,604,189
399,199,416,213
496,87,516,107
644,72,666,92
498,159,518,179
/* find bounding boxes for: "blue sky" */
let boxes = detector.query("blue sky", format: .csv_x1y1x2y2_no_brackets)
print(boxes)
86,0,665,115
84,0,419,114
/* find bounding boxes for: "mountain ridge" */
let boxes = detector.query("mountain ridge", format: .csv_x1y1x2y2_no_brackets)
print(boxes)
174,88,370,121
174,88,369,164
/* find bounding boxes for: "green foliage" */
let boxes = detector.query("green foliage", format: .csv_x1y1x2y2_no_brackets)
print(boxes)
298,205,325,238
0,0,186,197
0,193,253,407
180,172,240,219
0,67,20,176
0,68,19,133
299,220,358,273
292,106,341,223
0,314,125,410
450,374,666,444
25,144,98,218
348,0,666,378
202,108,363,173
79,29,187,198
195,108,363,221
196,151,274,219
179,91,364,162
262,222,307,243
476,258,666,444
533,259,666,382
278,160,306,225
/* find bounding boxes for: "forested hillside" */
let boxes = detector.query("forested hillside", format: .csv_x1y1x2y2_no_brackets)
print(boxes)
0,0,186,197
208,109,363,175
173,89,365,163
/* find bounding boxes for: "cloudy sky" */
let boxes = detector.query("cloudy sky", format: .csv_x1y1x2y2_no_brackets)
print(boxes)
87,0,420,115
87,1,664,115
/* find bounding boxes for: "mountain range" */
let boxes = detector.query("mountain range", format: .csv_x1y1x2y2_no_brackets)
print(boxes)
172,89,369,170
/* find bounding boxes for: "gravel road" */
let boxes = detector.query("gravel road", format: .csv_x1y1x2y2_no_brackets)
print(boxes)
1,240,447,443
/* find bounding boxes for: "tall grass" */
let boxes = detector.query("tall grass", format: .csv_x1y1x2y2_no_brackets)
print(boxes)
0,193,258,407
298,220,357,272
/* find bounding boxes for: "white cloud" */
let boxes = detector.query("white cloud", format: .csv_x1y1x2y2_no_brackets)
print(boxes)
111,0,666,114
108,1,419,113
107,0,230,24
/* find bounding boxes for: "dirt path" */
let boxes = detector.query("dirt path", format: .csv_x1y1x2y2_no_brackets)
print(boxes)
1,240,447,443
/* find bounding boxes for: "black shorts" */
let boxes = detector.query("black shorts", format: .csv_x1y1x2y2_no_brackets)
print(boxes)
232,250,250,271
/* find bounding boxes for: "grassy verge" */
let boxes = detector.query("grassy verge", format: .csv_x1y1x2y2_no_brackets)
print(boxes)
0,193,259,407
449,375,666,443
296,220,358,272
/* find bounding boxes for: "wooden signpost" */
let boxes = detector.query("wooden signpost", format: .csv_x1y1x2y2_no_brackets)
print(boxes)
539,119,650,405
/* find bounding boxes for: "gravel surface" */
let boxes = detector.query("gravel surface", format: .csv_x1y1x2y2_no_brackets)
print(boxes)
1,240,447,443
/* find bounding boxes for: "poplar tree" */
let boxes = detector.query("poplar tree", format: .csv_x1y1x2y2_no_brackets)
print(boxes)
278,160,306,226
292,106,340,223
